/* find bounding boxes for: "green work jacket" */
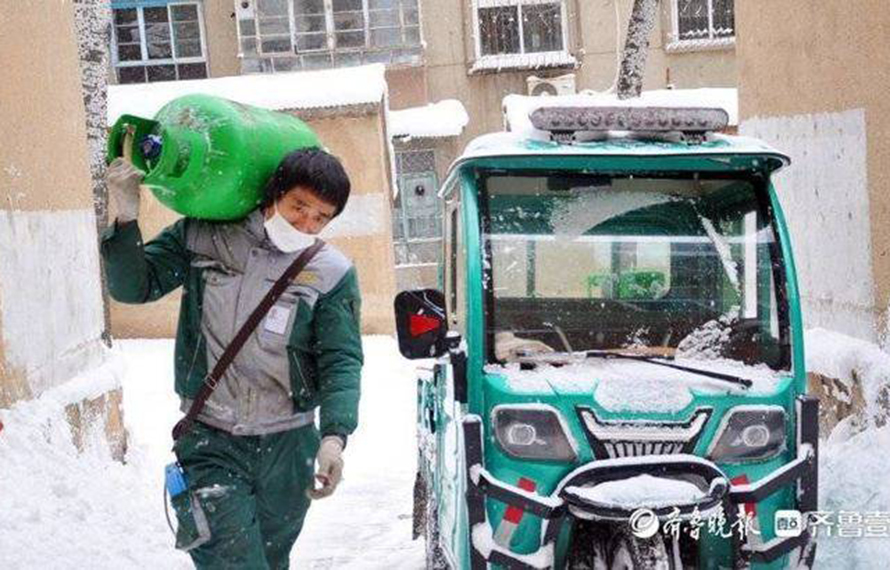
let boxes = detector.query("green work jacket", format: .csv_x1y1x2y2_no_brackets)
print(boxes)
100,210,362,439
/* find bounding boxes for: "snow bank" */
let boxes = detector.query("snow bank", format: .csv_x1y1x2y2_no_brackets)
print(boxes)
389,100,469,139
0,349,184,570
107,64,387,125
802,329,890,566
0,336,424,569
805,327,890,427
502,88,738,135
817,424,890,567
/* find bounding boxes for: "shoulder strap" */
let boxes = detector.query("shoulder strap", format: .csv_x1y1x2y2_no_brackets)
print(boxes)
172,238,326,441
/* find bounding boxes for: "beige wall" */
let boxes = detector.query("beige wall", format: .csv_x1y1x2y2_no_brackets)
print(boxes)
310,111,398,334
0,0,108,406
203,0,241,78
110,106,397,339
736,0,890,341
387,67,428,109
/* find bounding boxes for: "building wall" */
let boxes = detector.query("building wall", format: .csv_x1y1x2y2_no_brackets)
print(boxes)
736,0,890,342
109,107,398,338
187,1,735,135
0,1,109,407
161,1,736,185
203,0,241,78
417,0,737,148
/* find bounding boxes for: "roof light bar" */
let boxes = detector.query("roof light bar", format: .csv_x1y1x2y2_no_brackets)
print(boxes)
529,106,729,140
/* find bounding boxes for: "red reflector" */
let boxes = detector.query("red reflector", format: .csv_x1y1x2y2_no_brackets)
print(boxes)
732,475,757,517
409,313,441,337
503,478,537,524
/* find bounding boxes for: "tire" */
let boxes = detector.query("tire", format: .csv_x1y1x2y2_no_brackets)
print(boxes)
566,522,609,570
425,483,449,570
609,530,672,570
567,542,609,570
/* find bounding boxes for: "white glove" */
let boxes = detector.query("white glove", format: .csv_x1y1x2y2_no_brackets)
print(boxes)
106,157,144,223
307,436,344,500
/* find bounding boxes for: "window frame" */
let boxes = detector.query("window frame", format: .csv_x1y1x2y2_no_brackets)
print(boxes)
236,0,423,69
443,193,459,330
667,0,735,52
470,0,571,68
111,1,209,83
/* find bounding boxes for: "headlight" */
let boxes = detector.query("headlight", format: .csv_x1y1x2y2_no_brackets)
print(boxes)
492,405,577,462
708,406,786,463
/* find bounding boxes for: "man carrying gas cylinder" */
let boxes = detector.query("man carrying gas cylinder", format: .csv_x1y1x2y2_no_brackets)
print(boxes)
101,148,362,569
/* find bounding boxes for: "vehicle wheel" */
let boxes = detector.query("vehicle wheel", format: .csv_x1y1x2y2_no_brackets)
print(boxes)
565,523,609,570
425,483,449,570
412,469,427,540
567,541,609,570
609,531,672,570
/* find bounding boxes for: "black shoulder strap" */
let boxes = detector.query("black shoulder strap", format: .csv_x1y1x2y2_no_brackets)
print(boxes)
172,238,326,441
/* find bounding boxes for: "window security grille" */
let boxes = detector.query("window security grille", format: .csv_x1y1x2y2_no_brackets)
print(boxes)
237,0,422,72
671,0,734,49
112,2,208,84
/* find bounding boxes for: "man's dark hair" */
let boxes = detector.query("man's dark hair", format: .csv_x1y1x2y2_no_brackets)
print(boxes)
260,148,351,216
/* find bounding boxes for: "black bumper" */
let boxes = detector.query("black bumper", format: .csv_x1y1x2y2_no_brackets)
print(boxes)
462,396,819,569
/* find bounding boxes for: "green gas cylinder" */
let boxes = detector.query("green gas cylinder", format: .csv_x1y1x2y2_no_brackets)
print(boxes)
107,94,321,220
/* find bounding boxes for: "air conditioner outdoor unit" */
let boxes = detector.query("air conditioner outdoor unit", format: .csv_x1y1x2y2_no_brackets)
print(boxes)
526,73,576,96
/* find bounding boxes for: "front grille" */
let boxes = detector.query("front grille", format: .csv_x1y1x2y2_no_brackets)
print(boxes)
601,440,688,458
575,407,712,459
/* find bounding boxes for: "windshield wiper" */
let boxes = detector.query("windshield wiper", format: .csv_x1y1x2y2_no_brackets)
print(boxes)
583,350,753,389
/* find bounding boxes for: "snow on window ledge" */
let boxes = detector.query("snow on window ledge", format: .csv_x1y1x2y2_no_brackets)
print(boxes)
665,36,736,53
469,51,577,75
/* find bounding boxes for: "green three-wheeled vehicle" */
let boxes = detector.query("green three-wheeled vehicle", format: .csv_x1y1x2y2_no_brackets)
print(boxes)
395,106,818,570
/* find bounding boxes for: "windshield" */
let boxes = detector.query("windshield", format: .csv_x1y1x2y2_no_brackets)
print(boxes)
481,172,790,371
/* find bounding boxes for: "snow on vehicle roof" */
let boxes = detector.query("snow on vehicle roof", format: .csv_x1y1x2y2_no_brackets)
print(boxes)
389,99,469,139
456,130,791,167
450,87,789,168
107,64,387,126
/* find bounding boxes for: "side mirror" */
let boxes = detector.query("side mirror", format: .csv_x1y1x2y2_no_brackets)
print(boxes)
394,289,448,359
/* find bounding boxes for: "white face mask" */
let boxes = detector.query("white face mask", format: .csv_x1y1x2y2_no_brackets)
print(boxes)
263,202,316,252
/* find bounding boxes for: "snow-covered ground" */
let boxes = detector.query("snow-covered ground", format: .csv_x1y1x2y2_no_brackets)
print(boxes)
0,336,424,569
2,331,890,568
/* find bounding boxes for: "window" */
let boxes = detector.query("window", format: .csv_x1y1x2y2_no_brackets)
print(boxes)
471,0,573,73
111,2,208,84
392,150,442,266
481,173,790,370
237,0,423,73
669,0,734,50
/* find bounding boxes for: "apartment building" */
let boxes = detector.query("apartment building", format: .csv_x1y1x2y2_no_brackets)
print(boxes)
107,0,738,290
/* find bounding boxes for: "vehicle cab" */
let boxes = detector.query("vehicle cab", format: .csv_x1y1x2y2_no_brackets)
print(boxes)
395,106,818,570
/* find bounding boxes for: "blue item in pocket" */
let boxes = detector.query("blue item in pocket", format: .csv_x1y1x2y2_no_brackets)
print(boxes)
165,462,189,498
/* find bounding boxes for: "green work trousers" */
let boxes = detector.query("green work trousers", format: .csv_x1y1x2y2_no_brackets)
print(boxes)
173,421,320,569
